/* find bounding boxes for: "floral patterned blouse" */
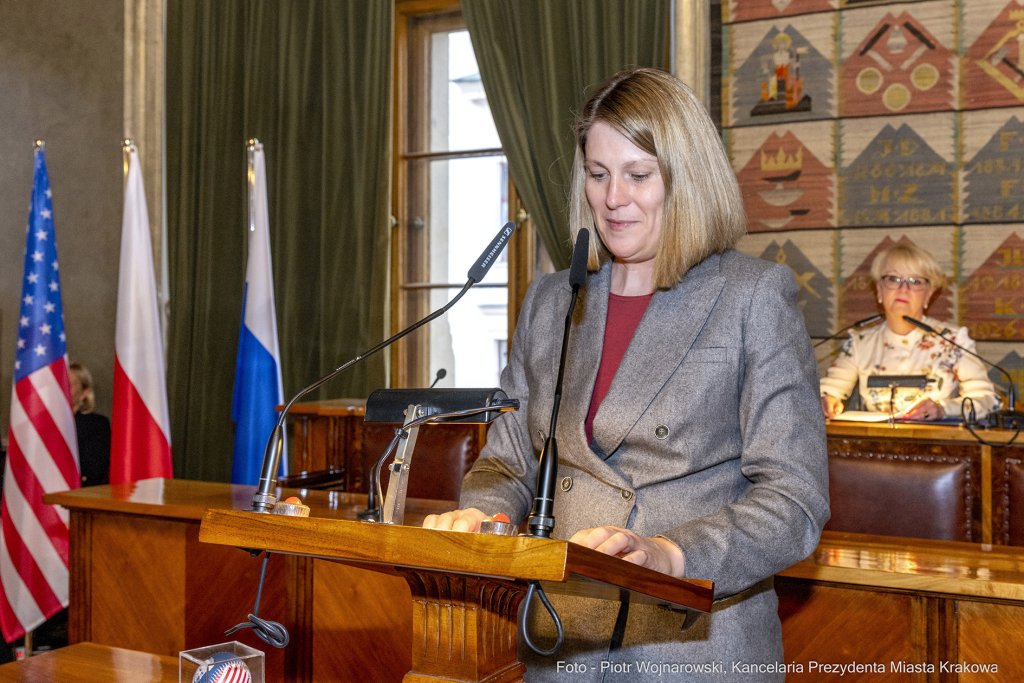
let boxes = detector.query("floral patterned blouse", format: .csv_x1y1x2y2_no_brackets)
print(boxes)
819,316,1001,418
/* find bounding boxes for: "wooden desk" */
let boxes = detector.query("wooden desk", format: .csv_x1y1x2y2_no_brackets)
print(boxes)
777,530,1024,679
44,479,454,683
47,480,1024,681
0,643,177,683
827,421,1024,544
285,399,487,499
287,398,366,478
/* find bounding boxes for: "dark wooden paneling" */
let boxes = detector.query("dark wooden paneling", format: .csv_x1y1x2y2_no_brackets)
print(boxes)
67,511,91,644
88,514,186,654
312,560,412,683
958,601,1024,680
778,578,914,679
183,528,290,681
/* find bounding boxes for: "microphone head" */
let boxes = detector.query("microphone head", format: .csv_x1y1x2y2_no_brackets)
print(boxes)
568,230,590,290
902,315,934,333
436,368,446,380
468,221,517,283
854,313,884,328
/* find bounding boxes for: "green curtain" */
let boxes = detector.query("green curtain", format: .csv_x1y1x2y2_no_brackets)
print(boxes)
462,0,670,269
166,0,392,482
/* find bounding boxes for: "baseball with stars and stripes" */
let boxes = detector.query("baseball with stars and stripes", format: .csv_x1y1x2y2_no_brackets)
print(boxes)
0,145,81,642
192,652,253,683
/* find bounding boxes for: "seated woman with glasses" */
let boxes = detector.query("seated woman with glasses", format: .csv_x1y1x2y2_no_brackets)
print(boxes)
820,243,1000,421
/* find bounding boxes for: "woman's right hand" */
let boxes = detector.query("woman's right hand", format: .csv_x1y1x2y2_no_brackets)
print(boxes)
821,394,844,419
421,508,488,533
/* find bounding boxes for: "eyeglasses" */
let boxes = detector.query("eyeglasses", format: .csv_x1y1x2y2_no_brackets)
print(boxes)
879,275,930,291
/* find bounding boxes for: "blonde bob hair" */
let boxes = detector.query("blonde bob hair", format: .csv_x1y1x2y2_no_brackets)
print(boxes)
569,68,746,289
869,243,948,291
70,362,96,413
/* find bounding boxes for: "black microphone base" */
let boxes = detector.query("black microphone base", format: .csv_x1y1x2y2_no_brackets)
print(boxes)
988,410,1024,431
356,508,381,522
525,514,554,539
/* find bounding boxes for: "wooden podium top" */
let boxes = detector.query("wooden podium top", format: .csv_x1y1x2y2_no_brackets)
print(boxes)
43,478,454,525
200,508,715,612
0,643,177,683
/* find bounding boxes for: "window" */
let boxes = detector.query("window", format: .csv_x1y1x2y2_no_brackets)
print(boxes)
393,3,551,389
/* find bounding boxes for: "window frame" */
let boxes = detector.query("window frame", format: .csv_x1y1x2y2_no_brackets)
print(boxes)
391,0,538,388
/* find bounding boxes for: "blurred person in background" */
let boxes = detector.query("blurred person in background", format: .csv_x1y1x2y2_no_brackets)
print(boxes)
70,363,110,487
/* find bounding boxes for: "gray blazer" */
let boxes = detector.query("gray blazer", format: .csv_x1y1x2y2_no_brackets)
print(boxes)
461,250,830,681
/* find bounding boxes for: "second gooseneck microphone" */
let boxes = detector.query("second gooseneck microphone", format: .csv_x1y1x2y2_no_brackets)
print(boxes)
813,314,884,348
251,221,517,513
526,229,590,538
902,315,1024,429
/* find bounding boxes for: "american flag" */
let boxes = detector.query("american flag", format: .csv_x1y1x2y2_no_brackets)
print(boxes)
1,146,80,642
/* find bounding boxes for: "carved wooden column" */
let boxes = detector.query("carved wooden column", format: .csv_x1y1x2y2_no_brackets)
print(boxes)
124,0,168,338
673,0,711,108
398,571,526,683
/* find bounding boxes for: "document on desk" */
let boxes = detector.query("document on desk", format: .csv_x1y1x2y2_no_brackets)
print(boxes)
829,410,906,422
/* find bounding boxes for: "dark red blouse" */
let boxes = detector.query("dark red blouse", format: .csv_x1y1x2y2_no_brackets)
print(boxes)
584,291,654,444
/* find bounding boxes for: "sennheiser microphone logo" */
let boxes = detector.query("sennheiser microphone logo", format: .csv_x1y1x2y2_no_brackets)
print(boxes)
481,229,512,269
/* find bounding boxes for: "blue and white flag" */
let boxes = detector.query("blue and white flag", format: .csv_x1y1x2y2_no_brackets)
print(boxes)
231,141,284,485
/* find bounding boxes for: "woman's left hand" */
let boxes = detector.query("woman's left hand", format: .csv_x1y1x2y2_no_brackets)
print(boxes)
569,526,685,578
904,398,945,421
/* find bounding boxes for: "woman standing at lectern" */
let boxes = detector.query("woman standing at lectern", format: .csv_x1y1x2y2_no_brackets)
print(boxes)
423,68,829,682
820,243,1000,421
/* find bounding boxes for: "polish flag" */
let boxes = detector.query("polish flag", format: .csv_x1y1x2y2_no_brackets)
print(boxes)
111,148,172,483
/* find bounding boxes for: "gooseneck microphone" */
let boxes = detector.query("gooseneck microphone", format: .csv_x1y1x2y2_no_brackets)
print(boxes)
250,221,517,513
519,229,589,659
902,316,1024,429
526,229,590,538
429,368,447,388
813,314,884,348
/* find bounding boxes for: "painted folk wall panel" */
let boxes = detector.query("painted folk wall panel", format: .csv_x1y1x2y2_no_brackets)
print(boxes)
724,0,1024,371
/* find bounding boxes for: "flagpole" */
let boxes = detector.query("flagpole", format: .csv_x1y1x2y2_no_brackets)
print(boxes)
247,138,260,237
22,138,45,658
123,139,136,188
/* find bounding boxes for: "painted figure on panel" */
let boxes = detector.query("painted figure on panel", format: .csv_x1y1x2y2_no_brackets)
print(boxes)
754,33,812,116
730,24,834,126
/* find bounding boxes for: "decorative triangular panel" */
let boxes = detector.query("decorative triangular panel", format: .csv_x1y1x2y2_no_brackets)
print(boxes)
961,232,1024,339
727,0,835,23
839,235,953,327
840,123,955,227
963,2,1024,109
738,131,835,231
964,116,1024,223
731,25,835,126
840,11,955,116
759,239,835,336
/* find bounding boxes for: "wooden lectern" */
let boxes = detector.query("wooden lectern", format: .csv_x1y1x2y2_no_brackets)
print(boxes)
200,509,713,683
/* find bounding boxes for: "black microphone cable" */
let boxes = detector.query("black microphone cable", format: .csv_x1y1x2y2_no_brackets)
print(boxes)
224,551,289,648
961,398,1020,447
